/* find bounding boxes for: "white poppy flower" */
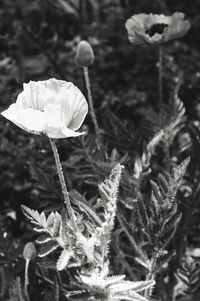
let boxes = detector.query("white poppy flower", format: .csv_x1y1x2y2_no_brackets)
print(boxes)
1,78,88,138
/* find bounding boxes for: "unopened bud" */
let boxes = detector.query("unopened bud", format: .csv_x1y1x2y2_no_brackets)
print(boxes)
75,40,94,67
23,242,37,260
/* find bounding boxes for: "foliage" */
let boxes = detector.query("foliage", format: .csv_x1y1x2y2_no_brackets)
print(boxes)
0,0,200,301
174,256,200,300
21,164,123,272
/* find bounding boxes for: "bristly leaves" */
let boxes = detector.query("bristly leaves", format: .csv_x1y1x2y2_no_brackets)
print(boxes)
133,131,164,193
97,163,123,258
135,158,190,275
175,256,200,299
57,249,74,271
21,164,123,271
67,268,156,301
21,206,47,231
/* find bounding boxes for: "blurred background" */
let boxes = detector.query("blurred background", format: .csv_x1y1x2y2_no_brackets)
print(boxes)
0,1,200,300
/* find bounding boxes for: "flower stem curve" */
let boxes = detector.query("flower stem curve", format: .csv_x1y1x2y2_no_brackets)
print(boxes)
83,66,102,150
49,138,76,226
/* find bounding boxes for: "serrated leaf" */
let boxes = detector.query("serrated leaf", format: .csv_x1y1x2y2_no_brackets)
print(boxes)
154,251,175,273
104,275,126,286
60,208,72,248
97,164,123,256
110,280,155,293
57,249,74,270
150,180,163,203
39,240,59,257
70,190,102,227
52,212,61,237
161,213,182,240
36,233,53,244
21,205,46,229
46,212,55,228
158,173,169,194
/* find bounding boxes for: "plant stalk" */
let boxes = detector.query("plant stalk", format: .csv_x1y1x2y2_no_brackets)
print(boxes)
158,45,163,110
83,66,102,150
49,138,76,226
24,259,30,301
24,258,30,288
144,272,151,298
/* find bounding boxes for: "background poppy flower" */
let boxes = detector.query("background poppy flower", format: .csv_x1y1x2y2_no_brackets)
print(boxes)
1,78,88,138
125,12,191,46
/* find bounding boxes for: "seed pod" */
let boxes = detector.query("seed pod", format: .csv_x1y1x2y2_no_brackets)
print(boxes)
75,40,94,67
23,242,37,260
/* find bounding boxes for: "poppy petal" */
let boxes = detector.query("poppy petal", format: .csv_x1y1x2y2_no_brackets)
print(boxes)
1,104,45,134
61,127,85,138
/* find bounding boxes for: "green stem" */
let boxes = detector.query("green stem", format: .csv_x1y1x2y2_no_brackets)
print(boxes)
83,66,102,150
49,138,76,226
158,45,163,110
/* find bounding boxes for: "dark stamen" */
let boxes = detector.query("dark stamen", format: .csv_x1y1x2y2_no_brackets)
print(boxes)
146,23,168,37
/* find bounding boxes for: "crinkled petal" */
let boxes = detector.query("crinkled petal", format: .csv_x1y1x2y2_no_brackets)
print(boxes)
1,104,45,134
164,13,191,42
67,97,88,130
143,32,165,45
60,83,88,130
44,102,65,128
21,81,55,110
37,78,69,92
1,78,88,139
146,14,170,26
126,30,147,45
125,14,148,45
61,127,85,138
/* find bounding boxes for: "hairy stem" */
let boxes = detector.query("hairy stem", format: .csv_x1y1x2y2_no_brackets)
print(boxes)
49,138,76,226
163,135,171,172
83,66,102,150
158,45,163,110
144,272,151,298
144,271,153,299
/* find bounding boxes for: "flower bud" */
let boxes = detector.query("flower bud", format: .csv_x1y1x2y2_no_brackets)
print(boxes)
23,242,37,260
75,40,94,67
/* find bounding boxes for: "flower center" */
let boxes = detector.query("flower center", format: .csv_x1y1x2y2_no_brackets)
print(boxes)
146,23,168,37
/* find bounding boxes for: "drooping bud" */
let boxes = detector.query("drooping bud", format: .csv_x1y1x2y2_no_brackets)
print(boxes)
23,242,37,260
75,40,94,67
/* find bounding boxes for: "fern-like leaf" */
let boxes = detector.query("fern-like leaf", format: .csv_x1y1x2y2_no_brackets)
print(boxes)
97,164,123,257
175,256,200,297
57,249,74,271
38,240,60,257
21,205,47,230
